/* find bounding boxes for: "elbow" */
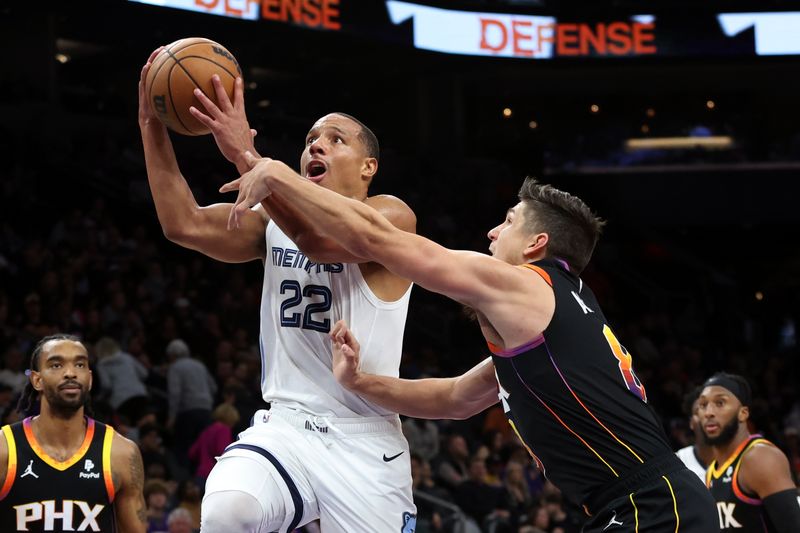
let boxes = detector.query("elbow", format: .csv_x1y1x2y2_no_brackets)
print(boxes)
162,223,197,248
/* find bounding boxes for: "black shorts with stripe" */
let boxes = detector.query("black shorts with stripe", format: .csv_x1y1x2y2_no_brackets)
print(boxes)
583,465,718,532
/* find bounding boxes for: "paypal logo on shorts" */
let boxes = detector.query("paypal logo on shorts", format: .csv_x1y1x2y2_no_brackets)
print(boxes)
401,511,416,533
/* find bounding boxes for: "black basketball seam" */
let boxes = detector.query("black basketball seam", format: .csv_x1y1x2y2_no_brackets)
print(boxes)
174,54,239,80
164,47,204,135
165,61,197,136
169,49,238,135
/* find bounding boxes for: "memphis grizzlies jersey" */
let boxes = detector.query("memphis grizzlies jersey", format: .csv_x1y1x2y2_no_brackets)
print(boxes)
260,220,411,417
0,417,116,532
491,259,672,505
706,435,778,532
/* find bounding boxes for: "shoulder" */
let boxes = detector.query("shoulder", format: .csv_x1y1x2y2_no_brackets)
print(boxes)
110,430,144,489
110,431,140,464
365,194,416,233
739,440,793,496
741,441,789,471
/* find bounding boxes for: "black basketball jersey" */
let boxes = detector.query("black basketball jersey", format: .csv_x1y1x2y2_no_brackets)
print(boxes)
491,259,672,505
706,434,776,532
0,417,117,532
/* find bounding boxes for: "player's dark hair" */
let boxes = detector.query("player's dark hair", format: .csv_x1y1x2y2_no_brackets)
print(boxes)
332,112,380,161
518,178,605,274
682,386,703,417
17,334,84,415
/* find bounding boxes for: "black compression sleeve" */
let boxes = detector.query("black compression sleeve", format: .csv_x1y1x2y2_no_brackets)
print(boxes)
762,489,800,533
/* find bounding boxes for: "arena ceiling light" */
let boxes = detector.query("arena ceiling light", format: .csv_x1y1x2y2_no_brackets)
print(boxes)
625,136,733,151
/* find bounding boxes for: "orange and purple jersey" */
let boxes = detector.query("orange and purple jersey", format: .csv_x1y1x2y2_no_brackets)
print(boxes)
491,258,672,506
706,434,778,532
0,417,116,532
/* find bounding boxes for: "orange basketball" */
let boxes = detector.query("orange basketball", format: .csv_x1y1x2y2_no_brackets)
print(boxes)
145,38,242,136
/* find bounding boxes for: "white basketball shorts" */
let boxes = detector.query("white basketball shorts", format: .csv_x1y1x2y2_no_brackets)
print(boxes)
203,405,417,533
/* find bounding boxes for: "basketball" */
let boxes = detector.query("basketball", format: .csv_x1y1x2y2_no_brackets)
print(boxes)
145,38,242,136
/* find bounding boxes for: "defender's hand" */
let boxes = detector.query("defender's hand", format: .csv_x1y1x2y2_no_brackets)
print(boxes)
330,320,362,390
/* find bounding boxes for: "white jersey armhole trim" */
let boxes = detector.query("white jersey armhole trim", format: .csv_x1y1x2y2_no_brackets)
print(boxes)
351,263,412,309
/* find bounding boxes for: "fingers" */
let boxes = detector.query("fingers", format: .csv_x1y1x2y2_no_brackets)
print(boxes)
211,74,233,112
192,88,222,119
342,327,360,351
147,46,164,64
330,320,347,340
233,77,246,110
189,105,216,128
219,176,243,194
243,150,259,168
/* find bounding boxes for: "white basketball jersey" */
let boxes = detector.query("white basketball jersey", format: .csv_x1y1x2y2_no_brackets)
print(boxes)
675,445,707,481
259,220,411,417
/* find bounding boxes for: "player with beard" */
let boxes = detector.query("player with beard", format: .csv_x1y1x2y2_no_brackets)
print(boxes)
0,335,147,532
699,372,800,532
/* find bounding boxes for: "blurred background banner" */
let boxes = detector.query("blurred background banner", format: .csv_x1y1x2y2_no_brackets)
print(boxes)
127,0,800,58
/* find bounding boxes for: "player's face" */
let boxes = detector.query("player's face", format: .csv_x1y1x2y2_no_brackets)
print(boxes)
697,385,745,446
487,202,535,264
32,340,92,415
300,114,375,197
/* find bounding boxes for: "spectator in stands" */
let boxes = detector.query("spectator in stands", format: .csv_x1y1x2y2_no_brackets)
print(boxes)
166,507,194,533
403,417,440,462
144,479,171,533
174,479,202,530
455,456,511,532
165,338,216,458
188,403,239,481
95,336,150,424
436,433,470,490
504,460,533,525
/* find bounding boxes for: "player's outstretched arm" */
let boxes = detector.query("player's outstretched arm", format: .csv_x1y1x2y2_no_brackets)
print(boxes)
739,444,800,533
222,154,552,342
330,320,498,419
110,433,147,533
192,77,416,264
138,49,266,264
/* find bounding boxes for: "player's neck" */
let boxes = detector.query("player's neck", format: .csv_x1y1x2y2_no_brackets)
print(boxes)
713,427,751,465
32,404,88,451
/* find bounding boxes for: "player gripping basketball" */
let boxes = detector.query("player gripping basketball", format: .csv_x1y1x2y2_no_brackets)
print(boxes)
138,44,418,532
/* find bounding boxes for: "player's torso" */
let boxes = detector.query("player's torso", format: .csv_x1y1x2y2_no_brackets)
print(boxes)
0,418,116,533
706,435,775,532
491,259,671,504
260,221,411,417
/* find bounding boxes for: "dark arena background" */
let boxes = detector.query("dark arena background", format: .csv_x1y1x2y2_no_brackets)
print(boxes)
2,1,799,531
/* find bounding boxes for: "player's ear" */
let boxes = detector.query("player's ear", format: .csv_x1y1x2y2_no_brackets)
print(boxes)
739,405,749,422
361,157,378,180
30,370,42,392
523,232,548,260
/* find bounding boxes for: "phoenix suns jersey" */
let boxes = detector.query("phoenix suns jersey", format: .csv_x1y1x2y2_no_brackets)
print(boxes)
491,258,672,505
706,434,778,532
260,220,411,417
0,417,116,532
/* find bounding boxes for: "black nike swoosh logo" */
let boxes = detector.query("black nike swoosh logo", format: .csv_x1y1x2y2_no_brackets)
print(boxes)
383,451,404,462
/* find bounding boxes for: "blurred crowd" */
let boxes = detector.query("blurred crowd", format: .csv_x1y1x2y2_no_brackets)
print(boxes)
1,117,799,533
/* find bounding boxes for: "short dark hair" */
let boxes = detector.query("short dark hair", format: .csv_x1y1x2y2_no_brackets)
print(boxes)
518,178,605,274
332,112,380,161
17,334,83,415
682,386,703,417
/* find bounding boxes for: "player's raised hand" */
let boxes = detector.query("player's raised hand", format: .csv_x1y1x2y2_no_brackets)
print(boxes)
219,151,280,230
330,319,362,390
189,75,258,173
138,47,165,129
